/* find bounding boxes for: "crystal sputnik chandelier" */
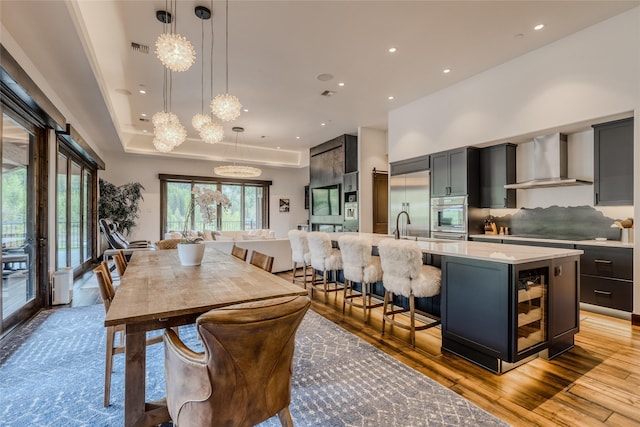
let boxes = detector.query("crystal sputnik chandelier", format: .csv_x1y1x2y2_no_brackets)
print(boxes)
155,3,195,73
214,127,261,178
210,0,242,122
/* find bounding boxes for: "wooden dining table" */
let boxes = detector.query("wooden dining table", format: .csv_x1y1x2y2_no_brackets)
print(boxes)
104,246,308,427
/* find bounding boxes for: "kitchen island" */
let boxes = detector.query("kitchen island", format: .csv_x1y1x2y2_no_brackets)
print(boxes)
330,233,583,373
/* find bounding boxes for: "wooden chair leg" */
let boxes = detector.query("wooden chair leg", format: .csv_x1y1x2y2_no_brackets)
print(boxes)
278,407,294,427
323,270,328,303
362,281,368,323
382,290,390,335
291,261,297,283
104,326,115,407
410,293,416,348
342,279,349,314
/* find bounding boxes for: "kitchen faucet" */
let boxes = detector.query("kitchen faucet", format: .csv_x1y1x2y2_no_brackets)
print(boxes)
394,210,411,240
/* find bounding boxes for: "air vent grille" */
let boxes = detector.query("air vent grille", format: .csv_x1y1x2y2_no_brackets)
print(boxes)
321,90,335,97
131,42,149,54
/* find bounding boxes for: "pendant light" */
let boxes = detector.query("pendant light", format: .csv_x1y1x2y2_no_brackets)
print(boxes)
210,0,242,122
214,127,261,178
155,0,195,72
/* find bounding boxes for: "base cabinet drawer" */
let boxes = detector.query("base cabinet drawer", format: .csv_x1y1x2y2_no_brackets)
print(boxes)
580,274,632,312
576,245,633,280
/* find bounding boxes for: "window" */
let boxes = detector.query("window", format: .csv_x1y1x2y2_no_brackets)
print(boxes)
160,175,271,236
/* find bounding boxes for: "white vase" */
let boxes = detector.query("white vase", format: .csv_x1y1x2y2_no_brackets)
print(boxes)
177,243,205,266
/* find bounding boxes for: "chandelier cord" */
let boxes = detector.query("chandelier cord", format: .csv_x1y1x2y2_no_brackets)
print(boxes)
210,0,214,109
200,12,205,114
225,0,229,94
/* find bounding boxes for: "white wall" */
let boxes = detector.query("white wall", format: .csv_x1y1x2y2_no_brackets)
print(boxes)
99,152,309,242
389,8,639,161
387,7,640,315
357,127,388,233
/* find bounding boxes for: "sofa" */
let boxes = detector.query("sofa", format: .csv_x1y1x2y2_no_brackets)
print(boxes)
163,230,291,273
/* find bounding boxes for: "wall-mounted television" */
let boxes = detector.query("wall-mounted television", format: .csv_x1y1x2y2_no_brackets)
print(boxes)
311,185,341,216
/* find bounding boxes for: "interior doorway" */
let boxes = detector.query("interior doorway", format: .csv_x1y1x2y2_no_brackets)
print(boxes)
372,169,388,234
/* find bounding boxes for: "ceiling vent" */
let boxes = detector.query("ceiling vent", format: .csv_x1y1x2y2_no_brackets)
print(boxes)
139,117,150,122
321,90,335,97
130,42,149,54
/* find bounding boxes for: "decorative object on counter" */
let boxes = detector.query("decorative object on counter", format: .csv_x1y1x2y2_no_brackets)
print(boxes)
491,206,623,241
484,215,497,235
612,218,634,243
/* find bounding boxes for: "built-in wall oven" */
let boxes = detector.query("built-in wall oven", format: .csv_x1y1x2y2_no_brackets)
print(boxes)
430,195,468,240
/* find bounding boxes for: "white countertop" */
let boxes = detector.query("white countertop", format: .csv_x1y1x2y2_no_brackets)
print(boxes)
469,233,634,249
329,232,583,265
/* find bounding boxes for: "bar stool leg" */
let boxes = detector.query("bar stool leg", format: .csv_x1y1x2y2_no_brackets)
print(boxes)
410,293,416,348
381,290,390,335
361,281,368,323
342,279,350,314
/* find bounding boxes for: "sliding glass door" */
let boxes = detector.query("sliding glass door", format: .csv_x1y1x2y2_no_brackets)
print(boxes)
1,114,37,331
56,146,94,273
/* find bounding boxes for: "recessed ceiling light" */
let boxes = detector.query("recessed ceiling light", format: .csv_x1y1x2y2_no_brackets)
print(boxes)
321,122,326,126
141,113,147,117
443,69,451,74
338,82,345,87
138,89,146,94
143,129,148,133
388,96,394,100
296,136,300,139
388,47,397,53
534,24,544,31
243,108,249,112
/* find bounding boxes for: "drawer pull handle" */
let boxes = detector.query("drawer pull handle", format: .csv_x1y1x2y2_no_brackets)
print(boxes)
594,290,612,296
594,259,612,265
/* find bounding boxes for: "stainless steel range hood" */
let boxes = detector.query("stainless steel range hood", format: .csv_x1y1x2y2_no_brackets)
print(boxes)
504,133,592,189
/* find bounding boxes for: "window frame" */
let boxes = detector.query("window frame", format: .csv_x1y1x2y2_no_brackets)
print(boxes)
159,174,272,239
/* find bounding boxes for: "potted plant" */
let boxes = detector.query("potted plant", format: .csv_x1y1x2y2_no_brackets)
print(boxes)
178,186,231,266
98,179,145,236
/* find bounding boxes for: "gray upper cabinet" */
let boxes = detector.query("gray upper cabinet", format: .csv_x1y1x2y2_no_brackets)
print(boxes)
431,147,480,206
480,143,516,208
593,117,634,206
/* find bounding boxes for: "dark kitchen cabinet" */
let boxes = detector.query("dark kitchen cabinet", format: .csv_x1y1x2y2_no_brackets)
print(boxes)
431,147,480,206
480,143,516,208
441,255,579,373
593,117,634,206
576,245,633,312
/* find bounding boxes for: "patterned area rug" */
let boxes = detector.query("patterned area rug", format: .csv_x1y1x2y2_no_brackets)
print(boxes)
0,304,507,426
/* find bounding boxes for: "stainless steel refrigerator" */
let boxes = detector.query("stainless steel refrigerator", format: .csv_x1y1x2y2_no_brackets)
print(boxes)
389,170,430,238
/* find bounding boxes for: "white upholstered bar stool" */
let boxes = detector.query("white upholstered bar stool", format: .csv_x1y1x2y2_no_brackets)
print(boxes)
377,238,441,347
288,229,311,289
338,235,383,323
307,231,343,303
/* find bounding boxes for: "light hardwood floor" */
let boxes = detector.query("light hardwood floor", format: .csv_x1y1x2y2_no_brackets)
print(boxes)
276,271,640,427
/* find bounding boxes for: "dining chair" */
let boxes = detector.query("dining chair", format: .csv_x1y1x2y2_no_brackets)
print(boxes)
287,230,311,289
93,262,163,407
338,235,383,323
155,238,182,250
377,238,441,347
164,295,311,427
249,250,274,273
113,250,128,277
306,232,343,303
231,244,248,261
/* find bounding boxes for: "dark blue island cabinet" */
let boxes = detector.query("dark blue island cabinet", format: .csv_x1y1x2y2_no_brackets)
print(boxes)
440,254,581,374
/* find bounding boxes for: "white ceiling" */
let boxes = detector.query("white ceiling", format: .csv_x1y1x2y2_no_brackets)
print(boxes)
1,1,638,169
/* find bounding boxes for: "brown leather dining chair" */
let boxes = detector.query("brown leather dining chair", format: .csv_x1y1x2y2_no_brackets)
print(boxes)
93,262,163,407
231,244,248,261
163,295,311,427
249,250,274,273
